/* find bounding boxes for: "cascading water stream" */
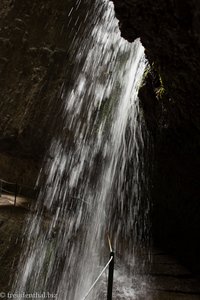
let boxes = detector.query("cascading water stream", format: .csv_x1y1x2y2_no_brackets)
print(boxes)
14,1,149,299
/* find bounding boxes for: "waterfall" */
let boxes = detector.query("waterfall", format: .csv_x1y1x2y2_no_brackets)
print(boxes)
14,1,148,299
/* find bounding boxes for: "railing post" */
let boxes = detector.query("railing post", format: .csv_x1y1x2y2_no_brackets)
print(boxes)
107,251,114,300
14,183,18,206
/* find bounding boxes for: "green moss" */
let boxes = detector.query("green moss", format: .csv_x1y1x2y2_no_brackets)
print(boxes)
155,73,166,99
139,64,151,91
155,85,166,99
142,64,151,81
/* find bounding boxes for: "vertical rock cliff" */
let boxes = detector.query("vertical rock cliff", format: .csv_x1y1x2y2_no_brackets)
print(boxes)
112,0,200,272
0,0,92,184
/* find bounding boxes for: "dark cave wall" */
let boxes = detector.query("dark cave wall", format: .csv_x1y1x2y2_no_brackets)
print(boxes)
112,0,200,272
0,0,72,158
112,0,200,132
0,0,93,184
139,71,200,271
0,0,71,182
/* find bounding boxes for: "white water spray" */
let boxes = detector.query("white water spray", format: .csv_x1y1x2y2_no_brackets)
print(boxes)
14,1,148,299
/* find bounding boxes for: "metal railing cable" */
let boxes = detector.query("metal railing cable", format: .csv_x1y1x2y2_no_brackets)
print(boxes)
0,178,35,190
1,188,15,195
81,256,113,300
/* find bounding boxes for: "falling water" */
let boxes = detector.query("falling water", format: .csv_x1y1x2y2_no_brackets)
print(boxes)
14,1,149,299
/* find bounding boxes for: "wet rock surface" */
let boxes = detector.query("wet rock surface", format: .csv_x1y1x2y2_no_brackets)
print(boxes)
0,0,71,181
0,1,70,159
112,0,200,132
0,0,93,182
112,0,200,272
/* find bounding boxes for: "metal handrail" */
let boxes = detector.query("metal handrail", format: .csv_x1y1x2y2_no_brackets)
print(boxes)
81,256,113,300
81,237,114,300
0,178,37,206
0,178,16,185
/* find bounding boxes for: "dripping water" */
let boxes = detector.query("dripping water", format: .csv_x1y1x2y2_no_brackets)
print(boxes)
14,1,149,299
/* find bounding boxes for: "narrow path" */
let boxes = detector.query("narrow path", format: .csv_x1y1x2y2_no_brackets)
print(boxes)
147,249,200,299
0,194,31,209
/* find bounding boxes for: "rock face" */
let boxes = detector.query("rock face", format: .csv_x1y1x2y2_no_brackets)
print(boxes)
112,0,200,132
0,0,92,184
0,0,69,158
112,0,200,272
0,0,70,183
